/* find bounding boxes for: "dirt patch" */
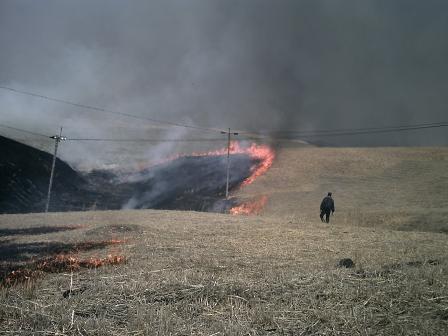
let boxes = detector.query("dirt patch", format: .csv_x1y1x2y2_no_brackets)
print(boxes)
338,258,355,268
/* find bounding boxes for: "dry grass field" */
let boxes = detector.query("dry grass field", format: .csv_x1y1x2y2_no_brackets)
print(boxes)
238,146,448,232
1,146,448,335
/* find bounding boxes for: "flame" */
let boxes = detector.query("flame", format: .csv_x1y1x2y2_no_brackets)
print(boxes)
206,141,274,186
1,239,128,287
3,269,36,285
230,195,268,215
190,141,275,187
133,141,276,215
2,254,127,286
134,141,275,187
106,239,127,244
37,254,127,271
237,143,275,187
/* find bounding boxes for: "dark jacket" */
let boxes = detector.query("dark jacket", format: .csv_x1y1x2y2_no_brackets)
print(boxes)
320,196,335,213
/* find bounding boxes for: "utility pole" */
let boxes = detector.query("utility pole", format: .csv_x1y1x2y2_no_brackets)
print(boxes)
221,128,239,199
45,127,67,212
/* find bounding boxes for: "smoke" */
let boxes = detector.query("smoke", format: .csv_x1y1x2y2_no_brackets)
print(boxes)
120,154,256,210
1,0,448,167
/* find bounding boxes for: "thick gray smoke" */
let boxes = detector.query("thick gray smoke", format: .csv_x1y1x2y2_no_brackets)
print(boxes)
1,0,447,168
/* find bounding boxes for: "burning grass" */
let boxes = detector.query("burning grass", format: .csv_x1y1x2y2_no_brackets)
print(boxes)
2,254,126,287
0,239,127,287
192,141,275,187
134,141,275,190
230,195,268,215
118,141,275,213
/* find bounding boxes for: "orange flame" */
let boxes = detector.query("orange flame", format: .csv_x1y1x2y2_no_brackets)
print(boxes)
39,254,127,270
135,141,276,216
180,141,275,185
1,239,128,287
238,143,275,187
2,254,127,286
137,141,275,187
230,195,268,215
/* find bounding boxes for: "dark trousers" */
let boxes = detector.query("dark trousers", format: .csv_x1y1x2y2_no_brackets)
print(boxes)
320,210,331,223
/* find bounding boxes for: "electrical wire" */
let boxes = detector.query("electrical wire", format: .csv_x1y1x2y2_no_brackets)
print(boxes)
272,123,448,138
2,85,447,138
64,123,448,142
66,138,227,142
0,123,50,138
239,121,448,136
2,121,447,143
0,86,223,133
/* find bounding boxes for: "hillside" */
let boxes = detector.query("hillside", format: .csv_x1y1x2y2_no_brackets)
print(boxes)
0,135,89,213
1,145,447,335
0,136,261,213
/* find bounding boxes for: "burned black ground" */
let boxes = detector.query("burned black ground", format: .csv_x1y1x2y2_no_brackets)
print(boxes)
0,136,258,214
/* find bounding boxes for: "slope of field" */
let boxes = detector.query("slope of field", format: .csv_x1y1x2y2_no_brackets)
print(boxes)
0,210,447,335
1,146,448,335
236,146,448,233
0,135,89,213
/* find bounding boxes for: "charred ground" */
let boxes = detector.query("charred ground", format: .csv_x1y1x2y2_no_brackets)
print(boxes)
0,136,259,214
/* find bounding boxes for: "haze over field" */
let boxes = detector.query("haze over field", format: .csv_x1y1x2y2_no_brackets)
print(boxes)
1,0,448,168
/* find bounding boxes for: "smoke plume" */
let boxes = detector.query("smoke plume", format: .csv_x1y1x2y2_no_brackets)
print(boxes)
1,0,447,168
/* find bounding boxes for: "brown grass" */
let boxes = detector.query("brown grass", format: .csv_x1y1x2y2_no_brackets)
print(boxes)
1,208,447,335
238,147,448,227
0,146,447,335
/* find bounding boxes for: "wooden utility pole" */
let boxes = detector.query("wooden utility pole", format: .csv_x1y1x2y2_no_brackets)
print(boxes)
221,128,239,199
45,127,66,212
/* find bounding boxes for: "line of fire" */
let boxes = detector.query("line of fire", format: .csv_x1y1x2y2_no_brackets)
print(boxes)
0,135,275,216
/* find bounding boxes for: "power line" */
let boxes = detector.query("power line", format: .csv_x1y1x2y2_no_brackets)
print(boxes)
2,120,447,145
3,122,446,143
65,123,448,142
238,122,448,139
240,121,448,136
0,85,222,133
0,123,50,138
66,138,227,142
281,123,448,138
2,85,447,138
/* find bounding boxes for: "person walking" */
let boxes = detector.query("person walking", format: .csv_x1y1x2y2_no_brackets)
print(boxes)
320,192,335,223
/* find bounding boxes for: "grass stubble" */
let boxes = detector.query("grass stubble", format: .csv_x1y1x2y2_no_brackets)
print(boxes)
0,209,447,335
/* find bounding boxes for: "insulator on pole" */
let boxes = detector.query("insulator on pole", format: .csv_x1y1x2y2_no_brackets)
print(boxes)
45,127,66,212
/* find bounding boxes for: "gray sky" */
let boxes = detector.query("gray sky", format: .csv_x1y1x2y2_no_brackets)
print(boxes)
1,0,447,162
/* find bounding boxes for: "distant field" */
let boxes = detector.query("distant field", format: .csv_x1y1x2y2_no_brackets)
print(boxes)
238,146,448,233
1,145,447,335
